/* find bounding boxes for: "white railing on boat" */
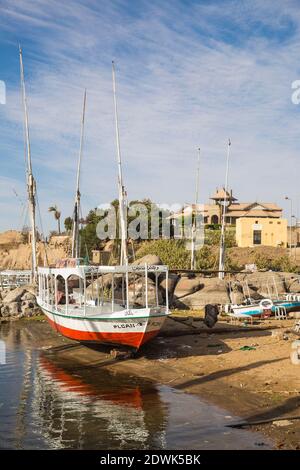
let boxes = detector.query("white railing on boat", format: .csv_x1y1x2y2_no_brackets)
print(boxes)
37,264,169,316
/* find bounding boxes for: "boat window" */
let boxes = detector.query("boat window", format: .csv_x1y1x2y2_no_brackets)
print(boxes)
56,275,66,306
67,275,82,307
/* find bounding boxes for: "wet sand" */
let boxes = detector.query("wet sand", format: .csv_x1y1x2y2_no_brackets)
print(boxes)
3,314,300,449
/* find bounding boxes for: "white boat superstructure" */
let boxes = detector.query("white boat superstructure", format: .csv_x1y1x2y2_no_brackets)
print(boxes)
37,262,169,349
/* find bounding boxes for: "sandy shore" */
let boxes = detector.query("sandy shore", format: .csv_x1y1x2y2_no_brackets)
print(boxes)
10,313,300,450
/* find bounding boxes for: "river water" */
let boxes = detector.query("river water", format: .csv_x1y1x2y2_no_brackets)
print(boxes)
0,322,272,450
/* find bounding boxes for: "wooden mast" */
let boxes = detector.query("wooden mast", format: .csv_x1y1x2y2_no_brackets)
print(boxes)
72,89,87,259
19,46,37,282
218,139,231,280
191,147,200,270
112,61,128,266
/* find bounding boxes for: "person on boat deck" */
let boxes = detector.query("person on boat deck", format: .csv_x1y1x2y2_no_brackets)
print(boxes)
56,290,65,305
56,289,75,305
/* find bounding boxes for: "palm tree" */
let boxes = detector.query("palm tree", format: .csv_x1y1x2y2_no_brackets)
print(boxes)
48,205,61,234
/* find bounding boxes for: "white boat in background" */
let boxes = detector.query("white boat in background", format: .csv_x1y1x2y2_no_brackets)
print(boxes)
231,298,273,319
229,295,300,320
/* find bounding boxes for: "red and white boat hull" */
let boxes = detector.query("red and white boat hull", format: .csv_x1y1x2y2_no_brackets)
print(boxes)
38,301,167,349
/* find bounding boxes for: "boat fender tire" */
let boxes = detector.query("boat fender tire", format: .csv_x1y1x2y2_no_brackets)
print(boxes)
204,304,219,328
259,299,273,310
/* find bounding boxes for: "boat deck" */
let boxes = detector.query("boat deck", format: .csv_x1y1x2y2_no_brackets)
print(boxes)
38,299,166,319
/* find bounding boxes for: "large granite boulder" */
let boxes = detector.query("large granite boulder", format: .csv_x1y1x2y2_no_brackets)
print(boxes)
86,273,123,295
0,284,40,319
2,287,27,304
229,290,245,305
127,277,163,307
174,277,229,309
173,276,203,299
235,271,285,297
283,274,300,293
132,254,163,266
0,305,10,317
228,280,245,304
159,273,179,304
103,240,115,252
8,302,20,316
21,292,36,302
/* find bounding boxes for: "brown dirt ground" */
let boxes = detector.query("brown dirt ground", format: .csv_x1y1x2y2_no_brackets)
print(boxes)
16,312,300,450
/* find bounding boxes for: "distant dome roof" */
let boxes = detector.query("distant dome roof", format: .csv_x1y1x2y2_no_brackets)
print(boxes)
210,187,237,201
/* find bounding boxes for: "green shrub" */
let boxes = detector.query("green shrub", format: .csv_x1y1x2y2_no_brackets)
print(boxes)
136,240,222,271
255,253,297,273
136,239,190,269
205,229,236,247
195,245,218,270
206,224,221,230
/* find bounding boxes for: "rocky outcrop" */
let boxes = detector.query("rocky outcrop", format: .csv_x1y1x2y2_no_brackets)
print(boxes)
235,271,285,297
283,274,300,293
0,285,41,321
86,273,124,295
229,290,245,305
2,287,27,304
0,233,70,271
127,277,164,306
159,273,179,304
132,254,163,266
173,277,229,309
173,276,204,299
228,280,245,305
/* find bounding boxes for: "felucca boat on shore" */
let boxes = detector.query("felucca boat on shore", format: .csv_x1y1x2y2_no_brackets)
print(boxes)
19,52,169,350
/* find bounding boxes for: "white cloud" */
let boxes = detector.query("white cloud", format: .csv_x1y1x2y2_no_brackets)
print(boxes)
1,0,300,232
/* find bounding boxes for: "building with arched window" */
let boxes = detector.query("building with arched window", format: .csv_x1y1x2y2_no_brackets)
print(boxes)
169,188,287,246
170,188,283,226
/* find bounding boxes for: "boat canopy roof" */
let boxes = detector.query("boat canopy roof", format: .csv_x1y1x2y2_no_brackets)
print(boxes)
37,264,168,280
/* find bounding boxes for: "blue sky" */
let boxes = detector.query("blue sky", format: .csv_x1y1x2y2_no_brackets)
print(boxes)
1,0,300,234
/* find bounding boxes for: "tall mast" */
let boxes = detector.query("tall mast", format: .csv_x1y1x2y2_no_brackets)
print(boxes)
218,139,231,280
191,147,200,270
19,46,37,282
72,89,87,259
112,61,128,265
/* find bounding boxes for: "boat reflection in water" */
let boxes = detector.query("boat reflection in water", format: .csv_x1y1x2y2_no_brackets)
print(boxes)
0,322,273,450
32,354,168,449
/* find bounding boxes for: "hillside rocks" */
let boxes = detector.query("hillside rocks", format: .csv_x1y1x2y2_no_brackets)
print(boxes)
229,281,245,305
173,277,204,299
0,231,70,271
127,277,164,306
86,264,300,311
2,287,27,304
235,271,285,297
283,274,300,293
173,277,229,309
159,273,179,304
0,285,41,320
